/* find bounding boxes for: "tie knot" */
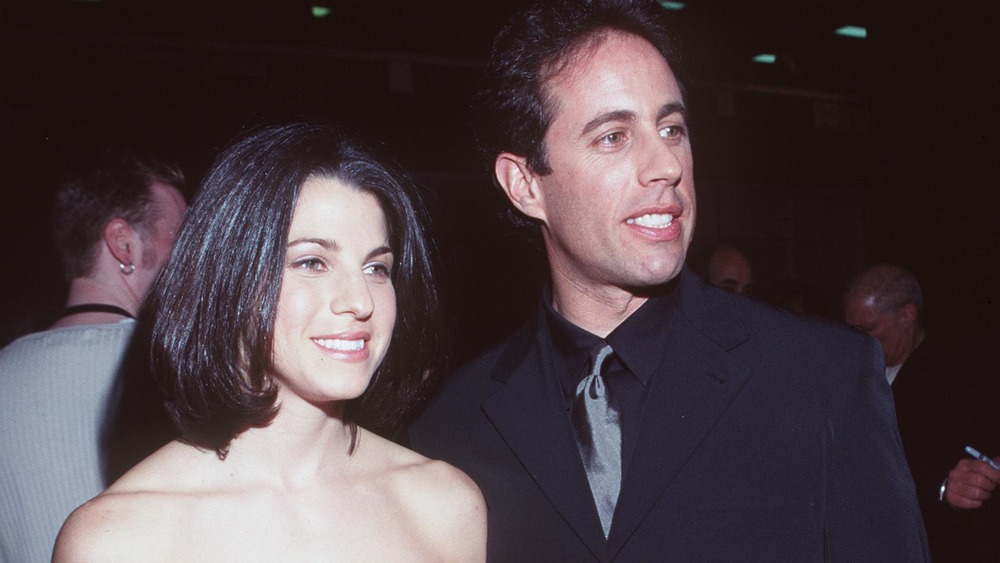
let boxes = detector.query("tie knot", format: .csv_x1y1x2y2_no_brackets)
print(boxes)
588,342,614,378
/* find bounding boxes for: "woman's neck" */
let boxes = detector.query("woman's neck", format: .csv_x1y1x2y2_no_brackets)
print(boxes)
221,401,357,489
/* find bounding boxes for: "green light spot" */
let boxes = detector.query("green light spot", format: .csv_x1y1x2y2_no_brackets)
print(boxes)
752,53,777,64
658,1,686,10
835,25,867,39
312,6,331,18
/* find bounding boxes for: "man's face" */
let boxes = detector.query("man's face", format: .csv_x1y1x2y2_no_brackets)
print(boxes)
708,247,755,296
530,32,695,297
136,181,186,298
844,296,912,367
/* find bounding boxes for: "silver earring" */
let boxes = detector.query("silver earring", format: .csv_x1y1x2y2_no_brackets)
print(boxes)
120,262,135,275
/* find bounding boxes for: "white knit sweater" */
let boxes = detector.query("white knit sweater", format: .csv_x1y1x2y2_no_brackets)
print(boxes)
0,320,136,563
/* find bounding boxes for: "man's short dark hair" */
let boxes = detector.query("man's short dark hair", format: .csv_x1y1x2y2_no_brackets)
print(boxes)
472,0,684,175
52,150,185,281
147,123,446,455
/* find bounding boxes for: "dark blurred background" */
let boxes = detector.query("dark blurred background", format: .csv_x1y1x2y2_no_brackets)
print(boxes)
2,0,997,361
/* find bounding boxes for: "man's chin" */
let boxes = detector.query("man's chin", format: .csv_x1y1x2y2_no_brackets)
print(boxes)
621,272,682,298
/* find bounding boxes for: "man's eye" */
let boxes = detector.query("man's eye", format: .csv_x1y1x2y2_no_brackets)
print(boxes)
598,132,626,146
660,125,686,139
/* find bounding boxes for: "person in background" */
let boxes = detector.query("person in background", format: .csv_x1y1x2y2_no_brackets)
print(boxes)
53,123,485,563
844,262,988,561
706,244,755,296
409,1,927,560
844,264,925,383
945,455,1000,511
941,445,1000,560
0,150,186,563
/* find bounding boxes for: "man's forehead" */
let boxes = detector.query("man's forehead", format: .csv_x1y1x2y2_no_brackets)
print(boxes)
545,30,670,86
541,31,682,126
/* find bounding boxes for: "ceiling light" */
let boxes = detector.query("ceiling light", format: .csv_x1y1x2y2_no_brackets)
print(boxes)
752,53,777,64
658,1,686,10
312,6,331,18
835,26,867,39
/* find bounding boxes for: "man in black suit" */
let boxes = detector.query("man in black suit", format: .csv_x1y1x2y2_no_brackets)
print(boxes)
942,443,1000,561
845,263,994,561
410,1,928,560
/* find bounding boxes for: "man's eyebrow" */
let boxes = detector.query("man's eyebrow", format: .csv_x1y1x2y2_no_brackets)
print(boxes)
581,110,636,136
657,102,688,121
580,102,689,137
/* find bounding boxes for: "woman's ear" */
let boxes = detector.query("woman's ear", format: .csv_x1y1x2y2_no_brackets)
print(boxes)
495,153,547,223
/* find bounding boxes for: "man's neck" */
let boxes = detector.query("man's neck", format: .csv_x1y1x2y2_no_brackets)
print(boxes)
549,278,649,338
51,277,139,328
895,327,926,367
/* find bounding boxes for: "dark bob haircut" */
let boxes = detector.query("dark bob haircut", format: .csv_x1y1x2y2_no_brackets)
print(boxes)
147,123,446,455
474,0,683,174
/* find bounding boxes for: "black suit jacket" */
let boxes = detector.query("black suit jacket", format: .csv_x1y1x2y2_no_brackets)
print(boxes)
892,339,999,562
410,270,929,562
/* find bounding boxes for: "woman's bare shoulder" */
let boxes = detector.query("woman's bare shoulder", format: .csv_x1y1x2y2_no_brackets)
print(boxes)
361,429,482,500
52,493,146,563
361,430,487,562
402,455,484,511
53,441,215,563
107,439,217,490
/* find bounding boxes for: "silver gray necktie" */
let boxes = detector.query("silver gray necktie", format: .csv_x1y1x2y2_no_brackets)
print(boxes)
572,342,621,538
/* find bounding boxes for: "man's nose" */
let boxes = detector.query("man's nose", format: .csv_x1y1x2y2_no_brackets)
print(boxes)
637,134,685,187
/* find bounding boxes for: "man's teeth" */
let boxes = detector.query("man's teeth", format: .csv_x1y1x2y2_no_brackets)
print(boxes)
626,213,674,228
313,338,364,351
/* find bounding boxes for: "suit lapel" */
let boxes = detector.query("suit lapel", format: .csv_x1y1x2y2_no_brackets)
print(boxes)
482,312,609,560
610,271,753,552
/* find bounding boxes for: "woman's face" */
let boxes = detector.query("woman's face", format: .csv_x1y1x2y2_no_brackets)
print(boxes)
271,175,397,410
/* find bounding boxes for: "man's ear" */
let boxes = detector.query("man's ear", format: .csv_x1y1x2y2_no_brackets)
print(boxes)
898,302,919,327
103,218,139,267
495,153,546,223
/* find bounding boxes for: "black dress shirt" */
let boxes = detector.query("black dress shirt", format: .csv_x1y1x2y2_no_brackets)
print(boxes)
543,283,680,478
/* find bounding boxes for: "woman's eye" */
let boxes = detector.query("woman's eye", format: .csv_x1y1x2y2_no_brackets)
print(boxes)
293,257,326,271
363,263,392,280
